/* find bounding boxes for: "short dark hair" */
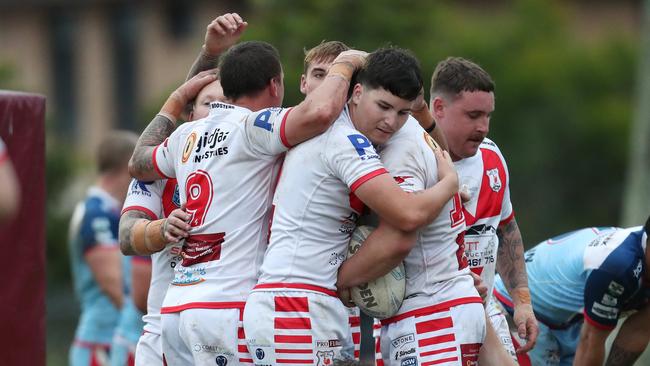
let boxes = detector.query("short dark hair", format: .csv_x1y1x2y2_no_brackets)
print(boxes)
356,47,423,101
219,41,282,100
303,40,350,73
644,215,650,236
97,130,138,174
431,57,495,99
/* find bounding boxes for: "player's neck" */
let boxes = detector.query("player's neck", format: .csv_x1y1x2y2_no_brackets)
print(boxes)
232,95,278,112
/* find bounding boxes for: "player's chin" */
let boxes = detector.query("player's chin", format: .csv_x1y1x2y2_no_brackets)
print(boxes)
370,131,392,146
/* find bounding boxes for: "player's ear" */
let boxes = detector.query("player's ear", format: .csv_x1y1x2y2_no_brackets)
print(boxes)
431,96,446,120
299,74,307,95
269,76,281,98
351,83,363,105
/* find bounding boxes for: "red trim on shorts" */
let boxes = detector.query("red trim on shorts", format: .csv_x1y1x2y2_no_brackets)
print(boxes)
274,334,312,344
500,211,515,226
350,168,388,192
493,288,514,308
349,316,361,327
275,317,312,330
419,333,455,347
275,296,309,312
421,346,457,357
511,336,532,366
381,296,483,325
254,283,338,297
425,356,459,365
583,309,616,331
276,348,313,354
121,205,158,220
160,301,245,314
279,107,294,148
416,316,453,334
152,145,172,179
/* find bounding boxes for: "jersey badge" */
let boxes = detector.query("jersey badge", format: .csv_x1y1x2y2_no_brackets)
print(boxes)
172,184,181,208
182,132,197,163
393,176,414,186
486,168,502,192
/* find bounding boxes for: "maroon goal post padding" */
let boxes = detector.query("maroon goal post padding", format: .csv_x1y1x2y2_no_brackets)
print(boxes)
0,91,46,366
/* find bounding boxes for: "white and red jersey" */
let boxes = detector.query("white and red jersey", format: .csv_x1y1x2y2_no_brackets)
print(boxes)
257,106,387,291
121,178,183,335
153,102,290,310
455,138,514,297
377,118,481,314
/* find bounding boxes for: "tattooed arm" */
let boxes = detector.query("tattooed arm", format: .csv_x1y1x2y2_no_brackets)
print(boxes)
605,305,650,366
119,210,151,256
496,218,539,353
128,71,218,181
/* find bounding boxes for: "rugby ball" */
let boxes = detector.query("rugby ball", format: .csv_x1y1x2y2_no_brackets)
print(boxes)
347,225,406,319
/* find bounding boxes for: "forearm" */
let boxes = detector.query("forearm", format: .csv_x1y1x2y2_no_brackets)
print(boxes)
119,211,151,255
186,46,221,81
337,222,415,288
496,218,529,298
574,325,609,366
401,176,457,231
129,114,176,180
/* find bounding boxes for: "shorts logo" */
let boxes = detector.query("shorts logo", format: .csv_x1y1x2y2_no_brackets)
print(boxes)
401,356,417,366
255,348,265,360
316,340,341,348
316,350,334,366
215,355,228,366
182,132,197,163
608,281,625,296
486,168,501,192
391,333,415,348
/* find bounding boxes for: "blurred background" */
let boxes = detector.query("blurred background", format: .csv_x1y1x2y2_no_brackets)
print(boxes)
1,0,648,364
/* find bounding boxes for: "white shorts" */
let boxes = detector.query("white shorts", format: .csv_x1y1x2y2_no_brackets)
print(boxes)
486,297,517,362
135,332,162,366
243,288,355,365
161,308,251,366
380,301,486,366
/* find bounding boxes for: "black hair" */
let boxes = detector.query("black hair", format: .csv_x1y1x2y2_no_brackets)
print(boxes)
356,47,423,101
219,41,282,100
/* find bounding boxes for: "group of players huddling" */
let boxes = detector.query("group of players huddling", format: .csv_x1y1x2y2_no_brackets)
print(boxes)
68,12,650,366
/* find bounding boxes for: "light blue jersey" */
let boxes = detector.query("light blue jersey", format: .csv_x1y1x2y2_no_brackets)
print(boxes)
495,226,647,329
110,256,145,366
68,187,121,345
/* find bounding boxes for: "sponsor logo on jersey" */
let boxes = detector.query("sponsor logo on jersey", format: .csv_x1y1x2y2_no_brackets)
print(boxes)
347,134,380,161
316,350,335,366
592,302,619,320
192,128,230,163
588,232,614,247
172,266,207,286
328,251,346,266
486,168,502,192
129,180,153,196
210,102,234,110
400,356,417,366
191,343,234,357
391,333,415,348
339,212,359,234
182,132,197,163
393,175,414,187
172,184,181,207
608,281,625,296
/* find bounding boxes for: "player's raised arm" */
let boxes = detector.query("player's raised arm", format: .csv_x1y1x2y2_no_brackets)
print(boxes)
129,70,217,181
411,89,449,151
186,13,247,81
281,50,367,147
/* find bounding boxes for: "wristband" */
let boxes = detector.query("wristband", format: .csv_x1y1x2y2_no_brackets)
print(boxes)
131,219,168,255
511,287,532,305
327,61,355,83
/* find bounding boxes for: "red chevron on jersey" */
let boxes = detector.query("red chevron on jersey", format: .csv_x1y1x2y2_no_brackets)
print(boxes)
463,148,506,226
